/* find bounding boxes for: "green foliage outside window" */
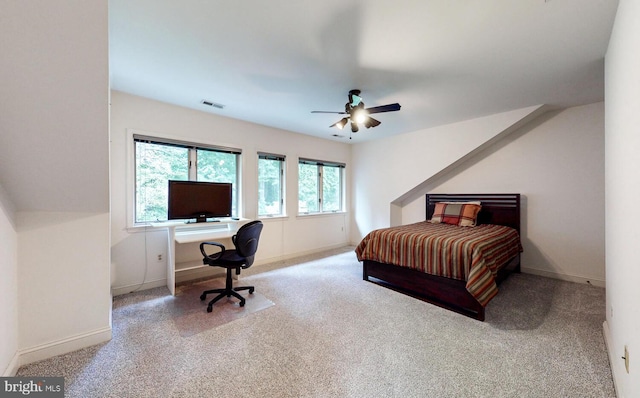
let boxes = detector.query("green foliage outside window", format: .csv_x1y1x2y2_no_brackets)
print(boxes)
298,163,319,213
197,149,238,215
134,137,344,222
298,161,343,214
134,139,239,223
258,157,283,216
135,142,188,223
322,165,341,212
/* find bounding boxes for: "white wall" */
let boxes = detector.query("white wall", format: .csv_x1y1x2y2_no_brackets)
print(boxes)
418,103,605,285
351,105,545,240
352,103,605,285
0,0,112,368
110,91,351,294
0,0,110,213
0,186,18,375
17,212,112,365
604,0,640,396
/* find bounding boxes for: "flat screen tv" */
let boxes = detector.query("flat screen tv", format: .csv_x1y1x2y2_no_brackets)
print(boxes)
167,180,233,222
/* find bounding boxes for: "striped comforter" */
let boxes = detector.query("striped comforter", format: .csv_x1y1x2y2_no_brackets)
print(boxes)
355,221,522,306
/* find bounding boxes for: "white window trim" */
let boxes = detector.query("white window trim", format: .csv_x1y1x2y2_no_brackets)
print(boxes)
297,157,346,216
126,128,243,227
257,152,287,219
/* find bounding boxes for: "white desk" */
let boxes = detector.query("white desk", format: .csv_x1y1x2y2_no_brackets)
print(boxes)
150,218,249,295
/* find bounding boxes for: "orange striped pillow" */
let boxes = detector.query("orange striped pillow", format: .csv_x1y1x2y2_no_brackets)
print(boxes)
430,202,481,227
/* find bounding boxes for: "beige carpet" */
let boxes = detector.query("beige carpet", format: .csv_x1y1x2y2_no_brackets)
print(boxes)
169,279,275,337
16,247,615,398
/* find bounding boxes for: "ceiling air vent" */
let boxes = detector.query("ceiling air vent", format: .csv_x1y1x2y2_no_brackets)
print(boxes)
201,100,225,109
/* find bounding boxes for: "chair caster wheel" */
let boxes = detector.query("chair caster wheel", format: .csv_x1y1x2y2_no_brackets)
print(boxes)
200,294,206,301
207,305,213,313
249,287,254,294
239,301,245,307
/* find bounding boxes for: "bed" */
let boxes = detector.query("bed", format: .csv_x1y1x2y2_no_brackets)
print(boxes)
356,193,522,321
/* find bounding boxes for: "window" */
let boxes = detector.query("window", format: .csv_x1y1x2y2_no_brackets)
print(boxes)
134,135,240,223
298,158,345,214
258,153,285,217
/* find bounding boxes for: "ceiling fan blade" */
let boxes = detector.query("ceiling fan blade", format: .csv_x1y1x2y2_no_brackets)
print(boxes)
364,116,381,129
315,91,400,133
365,103,401,114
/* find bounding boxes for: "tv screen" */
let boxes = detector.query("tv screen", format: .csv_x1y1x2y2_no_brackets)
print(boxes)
167,180,232,222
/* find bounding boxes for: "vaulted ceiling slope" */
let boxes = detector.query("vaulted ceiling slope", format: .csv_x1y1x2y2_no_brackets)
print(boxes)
1,1,110,214
109,0,618,143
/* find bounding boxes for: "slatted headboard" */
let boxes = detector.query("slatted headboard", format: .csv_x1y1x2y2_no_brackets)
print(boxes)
426,193,521,233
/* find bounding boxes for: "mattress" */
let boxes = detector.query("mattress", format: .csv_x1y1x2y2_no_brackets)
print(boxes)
355,221,522,305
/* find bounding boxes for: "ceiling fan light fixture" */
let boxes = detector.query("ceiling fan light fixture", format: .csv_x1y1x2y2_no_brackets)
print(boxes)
335,117,349,130
353,109,367,124
311,89,400,135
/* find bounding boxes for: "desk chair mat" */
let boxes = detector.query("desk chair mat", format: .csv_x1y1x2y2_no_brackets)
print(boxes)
168,279,274,337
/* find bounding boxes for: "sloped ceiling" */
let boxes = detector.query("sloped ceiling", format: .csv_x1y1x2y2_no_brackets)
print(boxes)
109,0,618,143
0,1,109,213
0,1,619,213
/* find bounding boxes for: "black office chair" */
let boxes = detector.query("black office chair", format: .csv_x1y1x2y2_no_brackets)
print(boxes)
199,220,263,312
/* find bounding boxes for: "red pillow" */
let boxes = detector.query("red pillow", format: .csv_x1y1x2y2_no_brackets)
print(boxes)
430,202,481,227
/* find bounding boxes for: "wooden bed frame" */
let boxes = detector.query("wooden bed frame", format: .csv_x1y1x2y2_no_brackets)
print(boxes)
362,193,521,321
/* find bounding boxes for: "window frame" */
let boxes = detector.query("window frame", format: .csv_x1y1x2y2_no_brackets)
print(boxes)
130,132,242,225
297,157,345,215
257,152,286,218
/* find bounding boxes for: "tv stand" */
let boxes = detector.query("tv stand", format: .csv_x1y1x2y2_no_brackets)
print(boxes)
150,218,249,295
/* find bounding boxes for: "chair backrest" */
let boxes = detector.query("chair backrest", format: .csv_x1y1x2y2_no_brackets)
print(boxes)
233,220,263,267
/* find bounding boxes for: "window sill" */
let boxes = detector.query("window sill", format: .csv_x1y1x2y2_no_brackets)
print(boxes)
258,215,289,222
126,223,153,233
296,211,347,219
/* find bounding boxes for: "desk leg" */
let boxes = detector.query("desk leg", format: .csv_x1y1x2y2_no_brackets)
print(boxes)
166,227,176,295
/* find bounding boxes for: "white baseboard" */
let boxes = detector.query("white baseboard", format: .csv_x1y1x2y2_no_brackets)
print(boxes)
521,266,605,287
253,243,351,267
603,321,622,398
112,243,351,295
111,278,166,296
17,327,112,368
2,352,20,377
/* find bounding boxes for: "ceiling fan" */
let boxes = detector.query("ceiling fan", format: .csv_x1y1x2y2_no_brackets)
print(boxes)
311,89,401,134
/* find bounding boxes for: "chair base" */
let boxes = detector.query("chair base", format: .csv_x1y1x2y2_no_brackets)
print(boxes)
200,267,254,312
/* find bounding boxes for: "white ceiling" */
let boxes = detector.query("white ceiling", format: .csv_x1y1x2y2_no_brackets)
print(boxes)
109,0,618,143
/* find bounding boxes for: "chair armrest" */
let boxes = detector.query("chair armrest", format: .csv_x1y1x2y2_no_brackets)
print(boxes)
200,241,226,262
